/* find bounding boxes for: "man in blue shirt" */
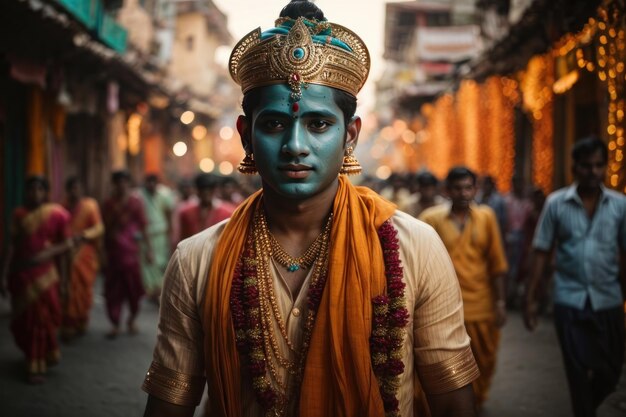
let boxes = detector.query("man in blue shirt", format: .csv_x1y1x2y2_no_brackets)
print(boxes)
524,137,626,417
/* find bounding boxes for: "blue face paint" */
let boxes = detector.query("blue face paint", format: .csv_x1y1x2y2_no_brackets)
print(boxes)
249,84,348,200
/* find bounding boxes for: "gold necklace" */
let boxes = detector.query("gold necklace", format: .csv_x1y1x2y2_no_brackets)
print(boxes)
261,212,333,272
252,209,332,410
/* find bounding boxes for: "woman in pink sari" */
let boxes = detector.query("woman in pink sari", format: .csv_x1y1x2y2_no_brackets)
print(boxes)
0,176,72,384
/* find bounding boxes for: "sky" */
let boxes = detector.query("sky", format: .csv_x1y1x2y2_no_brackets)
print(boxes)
212,0,399,110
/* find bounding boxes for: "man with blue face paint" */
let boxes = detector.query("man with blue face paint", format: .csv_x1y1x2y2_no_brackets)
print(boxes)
142,2,479,416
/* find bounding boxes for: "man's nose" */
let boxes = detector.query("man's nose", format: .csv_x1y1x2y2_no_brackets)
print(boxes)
282,123,310,157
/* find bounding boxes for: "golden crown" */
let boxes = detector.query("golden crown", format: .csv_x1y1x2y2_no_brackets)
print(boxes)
229,17,370,99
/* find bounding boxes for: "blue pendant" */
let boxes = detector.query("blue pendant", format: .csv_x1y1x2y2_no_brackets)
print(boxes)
288,264,300,272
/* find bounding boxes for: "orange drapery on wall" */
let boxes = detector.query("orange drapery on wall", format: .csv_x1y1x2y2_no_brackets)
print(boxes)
27,86,46,175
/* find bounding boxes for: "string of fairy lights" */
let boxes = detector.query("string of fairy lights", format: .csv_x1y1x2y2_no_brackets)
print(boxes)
420,76,518,193
397,0,625,193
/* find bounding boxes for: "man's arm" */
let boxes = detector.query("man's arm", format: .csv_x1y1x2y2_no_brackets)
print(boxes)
492,273,507,327
486,210,508,328
0,245,13,297
144,395,195,417
427,384,476,417
619,251,626,300
523,249,551,331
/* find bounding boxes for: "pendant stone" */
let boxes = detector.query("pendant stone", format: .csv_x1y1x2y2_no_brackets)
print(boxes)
288,264,300,272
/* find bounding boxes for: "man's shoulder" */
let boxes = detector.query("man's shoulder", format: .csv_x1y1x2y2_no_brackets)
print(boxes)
392,210,444,248
418,203,448,222
176,219,228,258
603,188,626,204
44,203,70,219
215,200,237,216
545,187,571,203
179,203,199,218
473,204,498,220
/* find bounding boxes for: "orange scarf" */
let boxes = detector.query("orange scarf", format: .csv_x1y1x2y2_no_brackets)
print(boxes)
203,176,396,417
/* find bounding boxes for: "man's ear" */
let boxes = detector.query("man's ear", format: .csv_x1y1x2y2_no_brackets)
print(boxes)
345,116,361,150
237,115,252,153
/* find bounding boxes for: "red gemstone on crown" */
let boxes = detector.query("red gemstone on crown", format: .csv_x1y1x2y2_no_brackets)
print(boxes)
292,103,299,112
290,73,300,82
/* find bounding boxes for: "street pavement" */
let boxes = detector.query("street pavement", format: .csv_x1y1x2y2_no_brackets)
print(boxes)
1,278,625,417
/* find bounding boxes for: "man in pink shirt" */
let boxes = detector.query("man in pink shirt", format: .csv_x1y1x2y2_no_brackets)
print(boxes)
178,173,235,242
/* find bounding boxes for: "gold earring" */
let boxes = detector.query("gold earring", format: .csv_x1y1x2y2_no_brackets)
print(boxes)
238,153,257,175
339,146,362,176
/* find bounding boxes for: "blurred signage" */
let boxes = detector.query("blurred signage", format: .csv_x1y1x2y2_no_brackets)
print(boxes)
55,0,127,53
420,61,454,76
56,0,99,29
416,25,482,62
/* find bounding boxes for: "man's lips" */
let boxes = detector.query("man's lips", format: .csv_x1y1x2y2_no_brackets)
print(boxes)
279,164,313,179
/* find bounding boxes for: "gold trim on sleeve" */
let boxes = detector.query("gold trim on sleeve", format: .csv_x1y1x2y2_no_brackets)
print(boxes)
141,361,205,406
416,346,480,395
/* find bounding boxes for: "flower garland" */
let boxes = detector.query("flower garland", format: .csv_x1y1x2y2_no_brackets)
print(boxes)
371,220,410,417
230,215,409,416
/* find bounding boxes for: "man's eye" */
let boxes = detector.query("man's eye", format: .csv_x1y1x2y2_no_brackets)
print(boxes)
263,120,284,130
309,120,331,130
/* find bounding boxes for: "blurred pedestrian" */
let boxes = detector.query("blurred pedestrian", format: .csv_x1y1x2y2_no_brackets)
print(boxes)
0,176,72,384
477,175,507,240
178,173,235,242
170,178,198,246
138,174,174,303
380,172,413,212
524,137,626,417
219,176,245,206
61,177,104,340
516,187,551,313
420,166,508,410
407,170,445,217
102,170,151,338
503,176,532,305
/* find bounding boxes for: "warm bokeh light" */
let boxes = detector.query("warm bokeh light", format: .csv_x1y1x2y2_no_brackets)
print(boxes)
192,125,208,140
180,111,195,125
219,161,234,175
127,113,142,156
401,130,416,144
379,126,395,142
375,165,391,180
199,157,215,172
173,141,188,157
219,126,234,140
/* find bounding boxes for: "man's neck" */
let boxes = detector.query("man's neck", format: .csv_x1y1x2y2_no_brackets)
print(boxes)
577,184,602,201
262,181,337,236
200,200,214,210
26,201,43,210
450,205,470,218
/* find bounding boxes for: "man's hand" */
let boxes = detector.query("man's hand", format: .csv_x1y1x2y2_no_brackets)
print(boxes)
523,299,539,331
0,278,7,298
145,248,155,265
494,301,507,328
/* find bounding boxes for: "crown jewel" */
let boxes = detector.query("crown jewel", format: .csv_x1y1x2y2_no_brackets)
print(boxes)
229,17,370,99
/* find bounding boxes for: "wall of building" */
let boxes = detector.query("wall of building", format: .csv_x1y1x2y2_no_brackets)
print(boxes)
117,0,156,55
168,13,220,97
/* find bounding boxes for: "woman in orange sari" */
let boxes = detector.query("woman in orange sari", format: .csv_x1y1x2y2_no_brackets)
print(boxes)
61,177,104,339
0,176,72,384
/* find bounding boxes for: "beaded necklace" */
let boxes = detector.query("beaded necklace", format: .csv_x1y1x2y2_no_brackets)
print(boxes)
230,213,409,417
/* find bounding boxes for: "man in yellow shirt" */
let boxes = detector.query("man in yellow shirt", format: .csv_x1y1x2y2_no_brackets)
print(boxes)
420,166,508,409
